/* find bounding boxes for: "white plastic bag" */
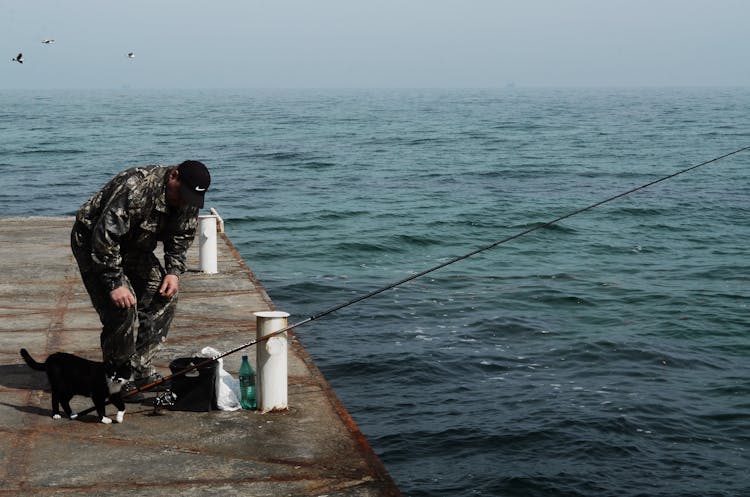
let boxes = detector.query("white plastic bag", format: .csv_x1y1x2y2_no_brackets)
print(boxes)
196,346,241,411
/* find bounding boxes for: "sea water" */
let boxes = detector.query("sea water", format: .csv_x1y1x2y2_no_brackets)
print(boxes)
1,87,748,496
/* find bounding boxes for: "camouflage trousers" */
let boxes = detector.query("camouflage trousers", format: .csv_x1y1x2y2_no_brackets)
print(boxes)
71,223,177,379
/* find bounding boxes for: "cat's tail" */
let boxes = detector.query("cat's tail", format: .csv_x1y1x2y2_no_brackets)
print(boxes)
20,348,46,371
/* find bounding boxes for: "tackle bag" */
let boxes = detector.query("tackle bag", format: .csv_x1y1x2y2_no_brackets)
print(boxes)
168,357,219,411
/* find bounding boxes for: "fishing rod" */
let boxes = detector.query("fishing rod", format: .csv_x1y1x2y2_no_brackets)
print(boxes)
79,145,749,417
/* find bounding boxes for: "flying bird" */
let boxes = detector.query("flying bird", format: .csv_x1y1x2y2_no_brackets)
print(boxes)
12,53,23,64
42,39,55,44
127,52,135,59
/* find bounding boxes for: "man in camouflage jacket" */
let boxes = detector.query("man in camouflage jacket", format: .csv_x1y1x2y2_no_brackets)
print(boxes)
71,161,211,387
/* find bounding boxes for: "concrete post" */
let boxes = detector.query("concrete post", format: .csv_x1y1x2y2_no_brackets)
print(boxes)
254,311,290,412
198,214,218,274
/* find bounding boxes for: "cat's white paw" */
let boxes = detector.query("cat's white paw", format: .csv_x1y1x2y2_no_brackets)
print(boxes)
100,416,113,424
70,413,78,420
52,414,62,420
115,410,125,423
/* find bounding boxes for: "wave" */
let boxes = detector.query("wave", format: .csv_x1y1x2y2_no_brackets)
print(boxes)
313,209,370,220
18,148,87,155
506,221,579,235
333,240,394,253
249,151,309,161
299,160,338,169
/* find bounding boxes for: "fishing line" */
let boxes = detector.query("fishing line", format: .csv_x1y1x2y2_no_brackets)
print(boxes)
79,145,748,416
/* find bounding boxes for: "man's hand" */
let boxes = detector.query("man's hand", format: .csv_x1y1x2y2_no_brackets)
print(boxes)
159,274,179,298
110,286,136,309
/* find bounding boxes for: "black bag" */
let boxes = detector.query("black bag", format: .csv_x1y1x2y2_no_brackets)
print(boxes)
168,357,219,411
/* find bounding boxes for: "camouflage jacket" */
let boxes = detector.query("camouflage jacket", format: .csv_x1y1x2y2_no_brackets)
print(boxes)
74,166,199,291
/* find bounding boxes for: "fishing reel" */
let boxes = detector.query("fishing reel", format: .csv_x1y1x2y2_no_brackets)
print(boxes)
151,389,177,415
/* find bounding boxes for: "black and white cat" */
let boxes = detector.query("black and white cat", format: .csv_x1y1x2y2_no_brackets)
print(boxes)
20,348,131,424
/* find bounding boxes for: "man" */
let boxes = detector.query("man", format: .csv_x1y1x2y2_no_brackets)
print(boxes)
71,161,211,397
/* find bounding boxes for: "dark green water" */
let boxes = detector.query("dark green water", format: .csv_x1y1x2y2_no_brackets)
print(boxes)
2,87,748,496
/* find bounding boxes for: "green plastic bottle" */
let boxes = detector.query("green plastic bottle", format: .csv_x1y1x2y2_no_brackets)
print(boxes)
239,355,256,409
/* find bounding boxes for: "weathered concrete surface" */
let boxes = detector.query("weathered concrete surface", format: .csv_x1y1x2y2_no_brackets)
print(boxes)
0,217,401,497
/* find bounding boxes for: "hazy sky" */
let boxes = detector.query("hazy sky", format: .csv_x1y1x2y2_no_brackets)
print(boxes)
3,0,749,89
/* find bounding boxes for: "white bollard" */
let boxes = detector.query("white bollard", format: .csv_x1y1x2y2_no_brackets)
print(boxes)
198,214,218,274
254,311,290,412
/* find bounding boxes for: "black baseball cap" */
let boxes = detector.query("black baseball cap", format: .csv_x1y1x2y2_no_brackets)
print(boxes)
177,160,210,208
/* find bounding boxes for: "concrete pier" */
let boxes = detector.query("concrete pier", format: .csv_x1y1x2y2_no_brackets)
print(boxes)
0,217,401,496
